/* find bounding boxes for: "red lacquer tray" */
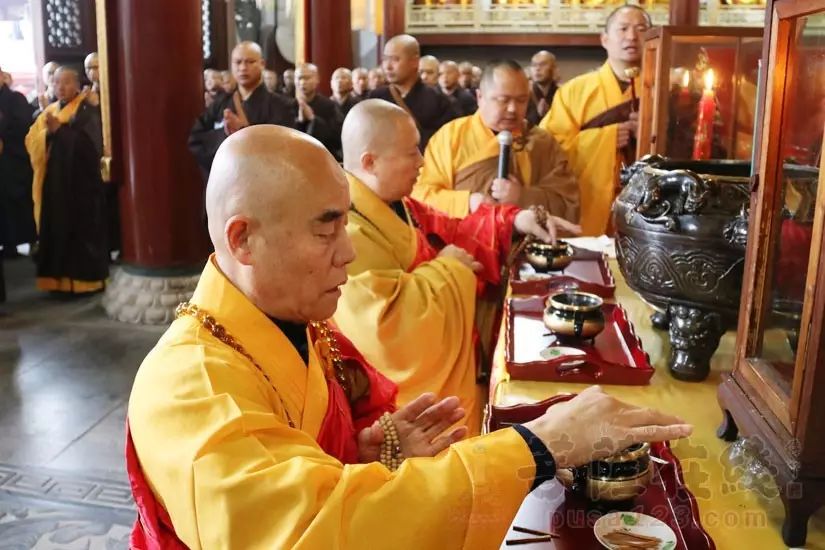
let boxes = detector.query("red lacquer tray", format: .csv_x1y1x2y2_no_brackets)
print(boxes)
510,246,616,298
505,296,654,385
486,395,715,550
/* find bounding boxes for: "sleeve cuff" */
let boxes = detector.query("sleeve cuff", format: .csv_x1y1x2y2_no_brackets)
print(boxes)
512,424,557,491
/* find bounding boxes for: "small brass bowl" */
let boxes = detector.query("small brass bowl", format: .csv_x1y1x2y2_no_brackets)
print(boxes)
556,443,653,503
525,240,573,272
543,291,605,339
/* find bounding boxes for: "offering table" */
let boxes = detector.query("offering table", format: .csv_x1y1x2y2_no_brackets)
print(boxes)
488,252,825,549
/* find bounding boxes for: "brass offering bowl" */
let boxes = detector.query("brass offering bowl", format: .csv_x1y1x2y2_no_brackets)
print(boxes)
525,240,573,272
557,443,653,503
543,291,606,339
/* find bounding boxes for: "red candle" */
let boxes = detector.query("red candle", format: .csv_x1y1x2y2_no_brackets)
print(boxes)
692,70,716,160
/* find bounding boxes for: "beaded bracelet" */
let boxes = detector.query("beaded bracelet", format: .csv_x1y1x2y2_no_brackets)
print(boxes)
378,412,404,471
530,204,549,228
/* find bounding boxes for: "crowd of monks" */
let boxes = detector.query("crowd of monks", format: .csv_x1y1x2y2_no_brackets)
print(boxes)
121,5,698,549
0,53,109,301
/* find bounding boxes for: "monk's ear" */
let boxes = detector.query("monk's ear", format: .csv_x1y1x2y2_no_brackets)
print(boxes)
224,215,254,265
600,31,610,50
360,151,377,175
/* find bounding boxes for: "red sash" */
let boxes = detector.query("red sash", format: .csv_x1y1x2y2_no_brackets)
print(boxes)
403,198,519,289
126,326,397,549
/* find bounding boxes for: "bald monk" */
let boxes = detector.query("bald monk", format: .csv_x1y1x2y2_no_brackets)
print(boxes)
202,69,223,108
413,59,580,221
335,99,580,434
352,67,369,98
25,67,108,294
540,5,650,236
367,67,386,91
220,70,235,94
458,61,476,93
439,60,477,116
331,68,361,118
262,69,278,94
418,54,439,87
370,35,458,150
127,123,693,548
527,50,558,126
84,52,100,93
31,61,59,118
189,41,294,180
281,68,296,97
295,63,344,160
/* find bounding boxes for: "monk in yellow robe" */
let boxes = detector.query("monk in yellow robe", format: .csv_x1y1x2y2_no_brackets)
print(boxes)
335,100,580,435
413,59,579,221
540,5,651,236
25,67,108,293
127,124,692,549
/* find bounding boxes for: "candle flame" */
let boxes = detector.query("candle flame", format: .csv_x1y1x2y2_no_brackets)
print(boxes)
682,71,690,88
704,69,714,91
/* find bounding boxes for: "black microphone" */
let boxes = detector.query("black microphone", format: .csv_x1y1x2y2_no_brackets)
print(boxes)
497,130,513,180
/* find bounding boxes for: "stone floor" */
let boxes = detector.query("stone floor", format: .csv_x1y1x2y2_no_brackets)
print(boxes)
0,255,164,549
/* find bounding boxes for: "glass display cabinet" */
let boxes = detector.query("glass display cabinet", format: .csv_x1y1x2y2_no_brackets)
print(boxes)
717,1,825,546
636,25,763,161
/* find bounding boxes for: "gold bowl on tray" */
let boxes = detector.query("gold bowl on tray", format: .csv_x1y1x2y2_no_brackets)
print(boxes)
525,240,574,272
557,443,653,503
543,291,606,339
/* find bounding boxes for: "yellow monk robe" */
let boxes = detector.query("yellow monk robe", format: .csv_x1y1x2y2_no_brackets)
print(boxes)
129,257,536,549
540,62,637,236
412,111,580,220
335,173,513,436
25,91,86,233
24,91,104,293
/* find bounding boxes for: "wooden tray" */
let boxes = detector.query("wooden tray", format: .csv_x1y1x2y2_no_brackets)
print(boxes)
505,296,654,385
487,396,715,550
510,246,616,298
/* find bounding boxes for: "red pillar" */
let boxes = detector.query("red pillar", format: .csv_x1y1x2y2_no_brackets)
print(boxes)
103,0,210,324
669,0,700,26
382,0,407,51
307,0,353,95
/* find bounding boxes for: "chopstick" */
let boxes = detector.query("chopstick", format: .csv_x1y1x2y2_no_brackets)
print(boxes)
505,526,559,545
505,535,556,545
513,526,554,537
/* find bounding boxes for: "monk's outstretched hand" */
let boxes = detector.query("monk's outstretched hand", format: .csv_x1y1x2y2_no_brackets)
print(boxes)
357,393,468,464
513,209,582,243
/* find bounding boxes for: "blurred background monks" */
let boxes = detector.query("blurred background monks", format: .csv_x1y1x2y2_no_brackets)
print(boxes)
527,50,558,126
294,63,344,160
0,64,35,271
189,41,294,183
439,60,478,116
370,35,458,150
331,68,362,117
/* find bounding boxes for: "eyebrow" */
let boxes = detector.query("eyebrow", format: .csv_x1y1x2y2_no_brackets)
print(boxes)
315,208,347,224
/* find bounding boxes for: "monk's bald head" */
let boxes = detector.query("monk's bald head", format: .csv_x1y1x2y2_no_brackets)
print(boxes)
530,50,557,86
207,126,328,247
331,67,353,96
53,67,80,101
385,34,420,57
231,41,264,88
206,125,354,321
383,34,420,86
296,63,320,96
342,99,422,202
419,55,439,86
